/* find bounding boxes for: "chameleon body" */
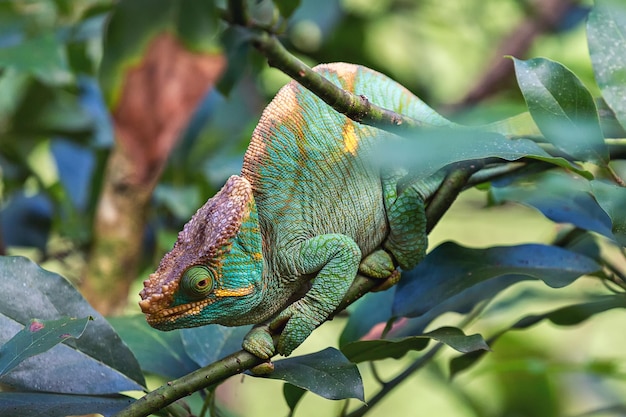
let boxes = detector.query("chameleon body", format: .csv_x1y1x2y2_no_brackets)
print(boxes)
139,63,450,358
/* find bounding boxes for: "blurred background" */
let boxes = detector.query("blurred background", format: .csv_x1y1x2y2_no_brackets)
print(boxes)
2,0,625,416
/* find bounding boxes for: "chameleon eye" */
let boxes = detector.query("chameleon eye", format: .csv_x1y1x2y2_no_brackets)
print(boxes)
181,265,215,299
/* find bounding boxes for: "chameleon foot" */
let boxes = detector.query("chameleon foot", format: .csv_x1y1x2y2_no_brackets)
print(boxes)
270,300,320,356
243,324,275,359
359,249,395,279
371,269,401,292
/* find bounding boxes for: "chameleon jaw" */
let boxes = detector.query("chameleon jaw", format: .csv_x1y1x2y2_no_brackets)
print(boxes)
140,297,214,328
139,285,257,328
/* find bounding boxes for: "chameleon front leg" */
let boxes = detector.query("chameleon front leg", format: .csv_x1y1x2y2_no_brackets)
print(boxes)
244,234,361,358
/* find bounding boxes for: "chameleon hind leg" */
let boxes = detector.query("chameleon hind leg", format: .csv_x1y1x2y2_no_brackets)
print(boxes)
381,172,428,271
356,173,428,292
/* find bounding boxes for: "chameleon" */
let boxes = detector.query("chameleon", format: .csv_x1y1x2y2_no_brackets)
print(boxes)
139,63,457,359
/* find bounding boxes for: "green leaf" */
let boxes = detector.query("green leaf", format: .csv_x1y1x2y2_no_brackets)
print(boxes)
393,243,600,318
0,256,145,393
253,348,364,401
107,315,199,379
181,324,252,367
342,327,489,363
216,26,253,96
587,0,626,130
283,383,307,412
274,0,302,18
450,295,626,377
0,392,133,417
0,33,68,81
386,129,592,184
590,180,626,246
0,316,91,377
512,57,607,163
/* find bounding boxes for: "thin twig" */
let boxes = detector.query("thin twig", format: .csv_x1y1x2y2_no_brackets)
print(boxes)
250,31,435,134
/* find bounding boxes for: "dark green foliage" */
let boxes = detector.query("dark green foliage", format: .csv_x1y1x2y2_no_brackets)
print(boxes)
1,0,626,416
255,348,364,402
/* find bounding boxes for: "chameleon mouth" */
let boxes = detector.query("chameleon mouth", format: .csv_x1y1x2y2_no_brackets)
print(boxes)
143,298,213,327
140,285,256,327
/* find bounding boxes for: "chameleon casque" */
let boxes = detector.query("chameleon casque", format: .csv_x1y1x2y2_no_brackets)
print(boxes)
139,63,451,359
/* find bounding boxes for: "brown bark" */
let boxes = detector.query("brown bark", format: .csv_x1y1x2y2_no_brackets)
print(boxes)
83,33,225,315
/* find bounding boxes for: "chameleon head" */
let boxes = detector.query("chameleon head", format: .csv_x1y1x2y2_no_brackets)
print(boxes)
139,175,265,329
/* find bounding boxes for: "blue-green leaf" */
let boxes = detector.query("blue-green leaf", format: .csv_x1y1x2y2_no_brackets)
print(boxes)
587,0,626,130
342,327,489,363
0,256,144,393
0,317,91,377
0,392,133,417
252,348,364,402
491,171,615,240
107,315,199,379
393,243,600,318
389,275,528,338
590,180,626,246
181,324,252,367
512,57,607,163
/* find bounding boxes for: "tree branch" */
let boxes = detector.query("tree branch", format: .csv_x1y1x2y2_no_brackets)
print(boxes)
250,31,434,133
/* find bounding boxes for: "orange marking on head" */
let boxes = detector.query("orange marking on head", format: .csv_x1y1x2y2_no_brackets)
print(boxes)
214,284,255,297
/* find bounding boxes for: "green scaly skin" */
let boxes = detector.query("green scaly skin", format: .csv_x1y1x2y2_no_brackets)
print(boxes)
139,63,535,359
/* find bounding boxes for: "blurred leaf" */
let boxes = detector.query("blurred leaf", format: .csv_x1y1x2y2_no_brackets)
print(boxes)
450,295,626,377
512,57,607,163
0,256,145,393
0,392,132,417
590,180,626,246
175,0,219,51
107,315,199,379
0,192,52,251
587,0,626,130
153,184,201,220
275,0,302,18
339,289,394,347
283,383,307,412
0,316,91,377
10,79,93,138
181,324,252,367
0,33,67,79
342,327,489,363
491,171,615,241
389,129,591,184
393,242,600,318
253,348,364,401
216,26,254,96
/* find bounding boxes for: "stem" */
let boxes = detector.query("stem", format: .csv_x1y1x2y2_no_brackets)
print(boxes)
346,302,489,417
113,350,263,417
346,344,444,417
425,163,483,231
